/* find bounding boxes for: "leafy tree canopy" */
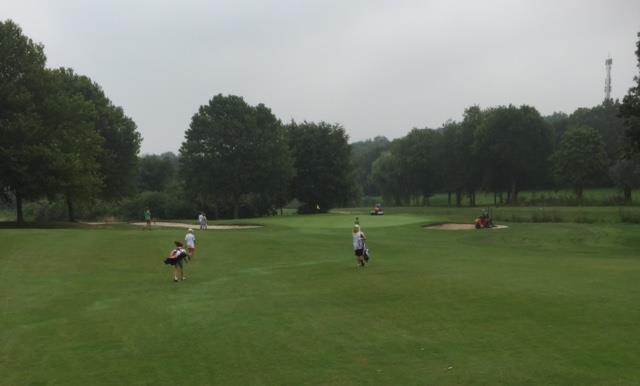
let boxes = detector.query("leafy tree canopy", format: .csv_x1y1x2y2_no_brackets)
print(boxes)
620,32,640,155
550,126,608,200
289,121,356,213
180,94,294,218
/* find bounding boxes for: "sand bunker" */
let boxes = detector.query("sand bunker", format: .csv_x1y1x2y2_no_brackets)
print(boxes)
424,223,508,230
132,222,262,230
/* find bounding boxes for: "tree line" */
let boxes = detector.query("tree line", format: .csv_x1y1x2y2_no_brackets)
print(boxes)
133,96,356,220
353,100,637,206
1,20,141,224
353,34,640,207
1,20,357,222
2,19,640,223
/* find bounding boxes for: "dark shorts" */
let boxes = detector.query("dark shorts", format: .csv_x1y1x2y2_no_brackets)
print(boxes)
355,249,364,257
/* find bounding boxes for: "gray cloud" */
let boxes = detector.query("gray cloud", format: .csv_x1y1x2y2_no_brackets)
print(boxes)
2,0,639,153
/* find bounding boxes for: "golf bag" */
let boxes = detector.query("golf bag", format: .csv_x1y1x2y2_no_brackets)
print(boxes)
164,249,189,265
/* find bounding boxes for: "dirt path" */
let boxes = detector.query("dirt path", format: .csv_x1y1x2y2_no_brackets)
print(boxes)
424,223,508,230
131,222,262,230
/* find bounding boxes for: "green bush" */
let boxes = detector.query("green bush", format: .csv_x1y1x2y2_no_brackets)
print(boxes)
619,209,640,223
23,199,68,222
118,191,170,221
574,212,596,223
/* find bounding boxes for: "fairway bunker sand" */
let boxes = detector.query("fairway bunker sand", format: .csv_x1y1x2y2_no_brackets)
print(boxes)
424,223,508,230
132,222,262,230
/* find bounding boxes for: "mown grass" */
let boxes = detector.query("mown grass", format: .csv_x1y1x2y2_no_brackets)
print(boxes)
1,211,640,385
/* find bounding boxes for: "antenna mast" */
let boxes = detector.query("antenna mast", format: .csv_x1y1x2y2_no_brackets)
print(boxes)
604,56,612,101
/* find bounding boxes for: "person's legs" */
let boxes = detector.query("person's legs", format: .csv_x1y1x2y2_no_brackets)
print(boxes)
178,259,186,280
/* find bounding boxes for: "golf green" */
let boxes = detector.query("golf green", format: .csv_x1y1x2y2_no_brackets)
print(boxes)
2,212,640,385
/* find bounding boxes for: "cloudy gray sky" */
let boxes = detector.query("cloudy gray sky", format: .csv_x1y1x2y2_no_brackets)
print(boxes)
2,0,639,154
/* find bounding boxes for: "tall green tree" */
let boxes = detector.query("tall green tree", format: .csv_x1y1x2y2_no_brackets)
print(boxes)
180,94,294,219
62,72,141,201
392,128,443,205
138,152,178,192
0,20,48,223
550,126,608,201
96,105,141,201
609,156,640,204
620,32,640,155
569,100,625,164
474,105,552,204
288,121,356,213
350,136,390,197
544,111,570,149
371,150,405,206
440,107,483,206
42,68,104,221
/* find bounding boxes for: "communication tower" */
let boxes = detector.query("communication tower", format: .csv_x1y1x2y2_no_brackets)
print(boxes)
604,57,612,101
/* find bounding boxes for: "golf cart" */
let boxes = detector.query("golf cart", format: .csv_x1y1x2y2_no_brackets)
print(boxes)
474,209,494,229
370,204,384,216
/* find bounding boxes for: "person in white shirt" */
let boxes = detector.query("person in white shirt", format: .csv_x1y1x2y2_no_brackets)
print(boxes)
185,229,196,258
352,224,367,267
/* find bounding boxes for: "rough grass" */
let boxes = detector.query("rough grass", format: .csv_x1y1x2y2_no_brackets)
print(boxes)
2,212,640,385
410,188,640,207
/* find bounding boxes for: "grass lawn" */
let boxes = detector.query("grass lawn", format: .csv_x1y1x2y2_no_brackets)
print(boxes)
2,211,640,385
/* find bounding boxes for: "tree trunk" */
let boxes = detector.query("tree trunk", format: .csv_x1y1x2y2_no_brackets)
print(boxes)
624,186,632,205
456,190,462,207
499,191,504,205
66,193,76,222
506,191,512,204
576,187,583,203
510,181,518,205
15,190,24,224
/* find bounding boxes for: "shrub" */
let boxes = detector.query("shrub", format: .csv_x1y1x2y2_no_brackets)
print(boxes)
619,209,640,223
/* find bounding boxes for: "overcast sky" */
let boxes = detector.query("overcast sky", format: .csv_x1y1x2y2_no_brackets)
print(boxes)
2,0,639,154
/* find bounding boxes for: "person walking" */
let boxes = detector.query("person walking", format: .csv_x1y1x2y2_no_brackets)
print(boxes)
144,208,152,230
164,241,189,282
185,229,196,258
198,213,205,230
352,224,367,267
